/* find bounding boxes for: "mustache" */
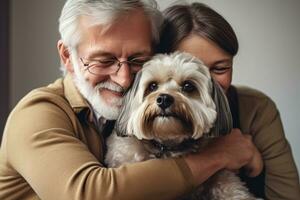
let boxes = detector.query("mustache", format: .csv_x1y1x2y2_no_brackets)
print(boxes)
94,81,125,94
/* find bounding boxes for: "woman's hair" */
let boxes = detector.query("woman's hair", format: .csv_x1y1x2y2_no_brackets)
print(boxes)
157,2,238,56
59,0,163,49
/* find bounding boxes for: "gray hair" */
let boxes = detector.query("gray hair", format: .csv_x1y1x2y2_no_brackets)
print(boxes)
59,0,163,49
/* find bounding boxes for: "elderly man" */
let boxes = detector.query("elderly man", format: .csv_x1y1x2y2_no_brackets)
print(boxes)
0,0,262,199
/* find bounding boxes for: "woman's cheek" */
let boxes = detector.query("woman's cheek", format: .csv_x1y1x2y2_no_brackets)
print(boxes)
211,73,232,92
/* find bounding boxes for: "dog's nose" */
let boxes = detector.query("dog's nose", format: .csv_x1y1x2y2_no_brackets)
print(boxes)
156,94,174,109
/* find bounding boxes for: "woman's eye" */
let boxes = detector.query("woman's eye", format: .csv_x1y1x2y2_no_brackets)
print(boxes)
182,81,196,93
211,66,230,75
148,82,158,92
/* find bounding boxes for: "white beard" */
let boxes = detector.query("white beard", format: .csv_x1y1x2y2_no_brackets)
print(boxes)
70,53,123,120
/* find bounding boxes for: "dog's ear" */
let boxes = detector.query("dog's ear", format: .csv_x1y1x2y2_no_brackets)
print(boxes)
208,79,233,137
114,71,142,137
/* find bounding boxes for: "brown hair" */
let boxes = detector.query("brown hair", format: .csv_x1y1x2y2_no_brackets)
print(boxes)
157,3,239,56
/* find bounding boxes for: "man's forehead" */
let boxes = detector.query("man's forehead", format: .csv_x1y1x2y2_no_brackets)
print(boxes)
77,11,153,58
77,32,153,59
78,15,109,33
83,48,152,59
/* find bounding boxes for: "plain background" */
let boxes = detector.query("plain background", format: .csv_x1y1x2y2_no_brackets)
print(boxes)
10,0,300,171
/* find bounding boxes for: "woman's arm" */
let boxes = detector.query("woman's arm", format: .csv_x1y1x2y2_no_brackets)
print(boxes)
238,87,300,200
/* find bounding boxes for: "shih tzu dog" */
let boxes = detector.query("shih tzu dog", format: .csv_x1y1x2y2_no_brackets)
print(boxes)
105,52,259,200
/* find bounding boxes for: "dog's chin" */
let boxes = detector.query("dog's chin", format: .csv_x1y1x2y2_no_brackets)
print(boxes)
144,114,194,142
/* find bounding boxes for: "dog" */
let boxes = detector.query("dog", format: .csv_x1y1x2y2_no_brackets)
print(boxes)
105,52,259,200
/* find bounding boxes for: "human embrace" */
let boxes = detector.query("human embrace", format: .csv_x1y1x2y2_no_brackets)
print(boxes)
0,0,299,200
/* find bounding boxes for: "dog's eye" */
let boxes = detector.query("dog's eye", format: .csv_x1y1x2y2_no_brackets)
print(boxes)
182,81,196,93
148,82,158,92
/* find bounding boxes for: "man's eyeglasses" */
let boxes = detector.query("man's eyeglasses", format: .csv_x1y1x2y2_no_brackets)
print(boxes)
79,56,151,75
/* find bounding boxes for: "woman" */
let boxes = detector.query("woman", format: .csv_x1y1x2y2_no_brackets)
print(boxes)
157,2,300,200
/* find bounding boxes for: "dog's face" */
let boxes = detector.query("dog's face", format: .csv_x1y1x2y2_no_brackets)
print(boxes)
116,52,232,143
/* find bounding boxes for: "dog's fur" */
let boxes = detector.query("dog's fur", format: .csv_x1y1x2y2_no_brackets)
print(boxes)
105,52,259,200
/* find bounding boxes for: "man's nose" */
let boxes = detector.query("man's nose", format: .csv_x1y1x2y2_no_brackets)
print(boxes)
111,62,133,89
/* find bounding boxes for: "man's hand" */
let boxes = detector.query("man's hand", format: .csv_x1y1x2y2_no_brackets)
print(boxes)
184,129,263,185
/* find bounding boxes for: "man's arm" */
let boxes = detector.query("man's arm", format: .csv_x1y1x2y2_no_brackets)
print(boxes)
3,93,262,200
4,96,195,200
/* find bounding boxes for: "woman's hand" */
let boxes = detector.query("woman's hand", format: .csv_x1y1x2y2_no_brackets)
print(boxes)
184,129,264,185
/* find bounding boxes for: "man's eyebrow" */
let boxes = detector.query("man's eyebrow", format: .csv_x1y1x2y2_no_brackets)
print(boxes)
86,51,115,59
87,50,152,59
129,51,152,58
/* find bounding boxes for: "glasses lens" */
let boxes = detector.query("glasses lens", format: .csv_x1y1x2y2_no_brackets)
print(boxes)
82,56,151,75
88,59,118,75
130,57,150,65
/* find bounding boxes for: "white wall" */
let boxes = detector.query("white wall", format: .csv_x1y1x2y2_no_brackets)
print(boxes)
11,0,300,170
10,0,64,106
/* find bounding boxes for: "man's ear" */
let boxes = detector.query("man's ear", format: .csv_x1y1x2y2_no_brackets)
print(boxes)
57,40,74,74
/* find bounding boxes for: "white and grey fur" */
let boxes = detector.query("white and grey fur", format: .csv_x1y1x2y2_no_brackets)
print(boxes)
105,52,260,200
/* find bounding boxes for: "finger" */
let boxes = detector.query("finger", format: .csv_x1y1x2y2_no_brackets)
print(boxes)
245,147,263,177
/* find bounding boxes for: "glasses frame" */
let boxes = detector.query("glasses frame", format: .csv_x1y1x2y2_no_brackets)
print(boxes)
79,56,151,75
